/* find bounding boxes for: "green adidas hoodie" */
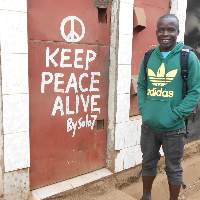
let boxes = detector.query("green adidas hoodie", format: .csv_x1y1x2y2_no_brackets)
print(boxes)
137,42,200,131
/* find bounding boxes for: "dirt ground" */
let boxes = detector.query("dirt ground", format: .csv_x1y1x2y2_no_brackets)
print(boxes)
48,139,200,200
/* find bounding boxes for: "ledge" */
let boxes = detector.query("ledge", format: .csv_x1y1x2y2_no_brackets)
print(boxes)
30,168,112,200
129,115,142,121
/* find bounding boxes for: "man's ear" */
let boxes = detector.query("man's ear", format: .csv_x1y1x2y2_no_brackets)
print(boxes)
178,29,180,35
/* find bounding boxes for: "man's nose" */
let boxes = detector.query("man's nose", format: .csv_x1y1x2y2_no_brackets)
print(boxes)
163,30,169,35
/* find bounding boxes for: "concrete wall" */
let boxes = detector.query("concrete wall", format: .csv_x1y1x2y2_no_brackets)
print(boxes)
107,0,120,172
170,0,188,42
0,0,188,198
0,23,4,199
0,0,30,199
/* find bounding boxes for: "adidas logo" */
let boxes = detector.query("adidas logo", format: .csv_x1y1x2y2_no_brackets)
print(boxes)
148,63,178,86
147,88,174,97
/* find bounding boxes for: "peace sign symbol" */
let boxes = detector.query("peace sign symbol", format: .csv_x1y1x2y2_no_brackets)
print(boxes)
60,16,85,43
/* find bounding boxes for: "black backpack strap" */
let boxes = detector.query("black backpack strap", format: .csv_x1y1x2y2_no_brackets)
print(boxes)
181,45,193,99
144,49,155,80
180,45,193,135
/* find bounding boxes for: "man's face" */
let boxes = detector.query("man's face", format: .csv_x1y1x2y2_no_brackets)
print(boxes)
156,17,179,52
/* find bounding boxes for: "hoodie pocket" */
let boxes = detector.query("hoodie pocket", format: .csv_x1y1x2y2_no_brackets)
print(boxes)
140,99,177,129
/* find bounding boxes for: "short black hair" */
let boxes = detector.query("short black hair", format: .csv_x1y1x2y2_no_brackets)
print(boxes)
157,14,179,30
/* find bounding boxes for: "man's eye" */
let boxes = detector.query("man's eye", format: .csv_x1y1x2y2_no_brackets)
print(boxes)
158,29,163,33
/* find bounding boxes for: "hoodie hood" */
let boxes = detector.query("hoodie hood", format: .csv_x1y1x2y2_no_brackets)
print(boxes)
155,42,185,60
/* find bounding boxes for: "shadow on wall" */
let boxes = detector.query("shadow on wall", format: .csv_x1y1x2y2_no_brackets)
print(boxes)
185,0,200,59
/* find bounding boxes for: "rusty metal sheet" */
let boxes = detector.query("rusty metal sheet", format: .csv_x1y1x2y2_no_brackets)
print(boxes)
135,0,170,9
28,0,110,190
130,0,170,116
29,42,109,190
28,0,111,45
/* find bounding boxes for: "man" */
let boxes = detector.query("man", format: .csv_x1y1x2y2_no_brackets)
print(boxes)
137,14,200,200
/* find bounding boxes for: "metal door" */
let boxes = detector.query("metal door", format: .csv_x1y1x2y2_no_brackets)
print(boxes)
28,0,111,190
130,0,170,116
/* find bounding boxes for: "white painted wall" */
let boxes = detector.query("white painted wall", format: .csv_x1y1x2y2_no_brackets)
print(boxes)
170,0,188,42
114,0,143,172
0,0,30,199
